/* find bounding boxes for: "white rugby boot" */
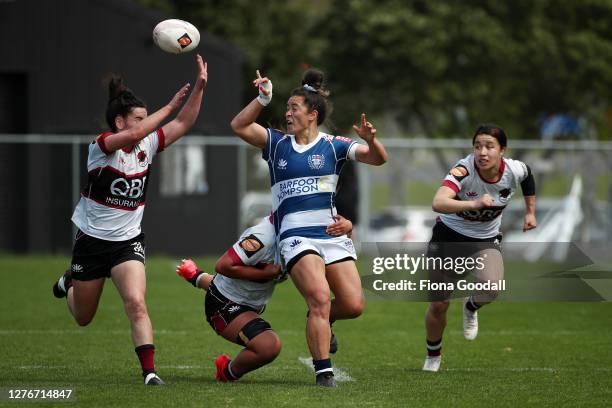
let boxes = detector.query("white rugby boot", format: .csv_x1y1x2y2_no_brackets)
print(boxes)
463,297,479,340
422,355,442,372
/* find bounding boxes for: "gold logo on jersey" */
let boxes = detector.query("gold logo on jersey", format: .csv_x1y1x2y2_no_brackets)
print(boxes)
239,234,264,258
451,167,468,177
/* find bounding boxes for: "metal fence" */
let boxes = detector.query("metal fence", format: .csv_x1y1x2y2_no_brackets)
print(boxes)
1,134,611,254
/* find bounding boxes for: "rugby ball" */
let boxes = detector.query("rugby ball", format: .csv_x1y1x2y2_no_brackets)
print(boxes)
153,19,200,54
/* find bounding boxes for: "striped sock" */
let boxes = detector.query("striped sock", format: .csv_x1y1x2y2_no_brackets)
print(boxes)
465,296,482,312
426,338,442,357
313,358,333,377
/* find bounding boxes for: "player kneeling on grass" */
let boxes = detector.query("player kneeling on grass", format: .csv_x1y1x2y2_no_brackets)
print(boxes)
177,215,353,382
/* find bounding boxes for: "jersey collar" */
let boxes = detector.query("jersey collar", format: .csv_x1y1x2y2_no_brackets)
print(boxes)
475,157,505,184
290,132,322,153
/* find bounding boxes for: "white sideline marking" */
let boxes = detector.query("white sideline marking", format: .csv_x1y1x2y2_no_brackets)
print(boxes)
0,329,188,335
19,365,66,370
158,365,202,370
298,357,355,382
444,367,612,372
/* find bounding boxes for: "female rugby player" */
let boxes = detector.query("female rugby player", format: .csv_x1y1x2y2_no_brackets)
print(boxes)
52,55,207,385
423,124,536,372
176,215,353,382
230,68,387,387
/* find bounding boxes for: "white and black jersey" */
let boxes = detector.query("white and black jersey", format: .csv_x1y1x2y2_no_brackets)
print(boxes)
71,129,165,241
439,154,530,239
213,217,277,310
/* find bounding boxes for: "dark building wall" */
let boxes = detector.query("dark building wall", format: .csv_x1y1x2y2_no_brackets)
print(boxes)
0,0,243,255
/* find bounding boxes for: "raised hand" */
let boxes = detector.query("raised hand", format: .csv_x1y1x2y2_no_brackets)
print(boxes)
352,113,377,143
253,69,273,106
168,83,191,111
195,54,208,88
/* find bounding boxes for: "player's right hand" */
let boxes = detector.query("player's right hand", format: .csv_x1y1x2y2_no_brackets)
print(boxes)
176,258,199,281
254,70,273,106
262,263,281,279
168,83,191,111
474,193,494,209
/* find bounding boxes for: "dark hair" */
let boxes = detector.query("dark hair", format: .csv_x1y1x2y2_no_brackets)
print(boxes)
105,75,146,132
290,68,331,126
472,124,507,148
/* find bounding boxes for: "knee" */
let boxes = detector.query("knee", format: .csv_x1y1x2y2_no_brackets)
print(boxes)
124,297,148,321
259,333,282,362
306,290,331,316
341,296,365,319
429,301,450,317
75,315,94,327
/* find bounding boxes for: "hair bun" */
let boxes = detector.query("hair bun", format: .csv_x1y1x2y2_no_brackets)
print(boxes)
301,68,329,97
108,75,129,101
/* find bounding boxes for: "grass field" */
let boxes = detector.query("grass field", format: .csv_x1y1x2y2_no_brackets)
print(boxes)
1,254,611,407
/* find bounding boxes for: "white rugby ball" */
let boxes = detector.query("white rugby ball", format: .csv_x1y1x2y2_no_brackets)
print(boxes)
153,19,200,54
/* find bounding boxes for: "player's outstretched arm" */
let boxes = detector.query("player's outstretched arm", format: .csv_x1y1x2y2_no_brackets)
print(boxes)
353,113,388,166
215,251,280,281
176,258,213,290
162,54,208,147
102,83,190,152
230,70,270,149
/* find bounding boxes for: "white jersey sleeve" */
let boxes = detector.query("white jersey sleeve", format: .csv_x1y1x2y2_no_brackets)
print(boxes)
442,156,472,193
504,157,529,189
230,217,276,266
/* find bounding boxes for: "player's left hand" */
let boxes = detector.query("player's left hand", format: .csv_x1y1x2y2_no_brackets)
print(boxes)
523,213,537,232
326,215,353,236
195,54,208,88
352,113,377,143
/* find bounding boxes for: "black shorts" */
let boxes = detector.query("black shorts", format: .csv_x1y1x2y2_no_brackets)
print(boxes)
70,230,146,281
426,221,502,301
205,282,264,336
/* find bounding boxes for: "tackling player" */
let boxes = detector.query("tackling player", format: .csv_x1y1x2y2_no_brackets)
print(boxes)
51,55,207,385
423,124,537,372
176,215,353,382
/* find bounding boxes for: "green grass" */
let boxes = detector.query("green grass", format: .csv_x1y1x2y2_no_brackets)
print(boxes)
1,254,611,407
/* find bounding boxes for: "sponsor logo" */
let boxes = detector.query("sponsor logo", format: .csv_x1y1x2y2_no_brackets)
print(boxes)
110,177,147,199
323,135,334,142
239,234,264,258
499,188,511,199
277,158,288,170
450,165,469,182
289,239,302,249
457,207,505,222
308,154,325,170
335,136,353,143
275,176,335,202
177,33,192,48
71,264,83,273
228,305,241,314
466,191,478,197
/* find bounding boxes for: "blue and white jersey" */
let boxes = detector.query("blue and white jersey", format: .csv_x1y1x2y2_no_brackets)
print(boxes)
263,128,358,241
